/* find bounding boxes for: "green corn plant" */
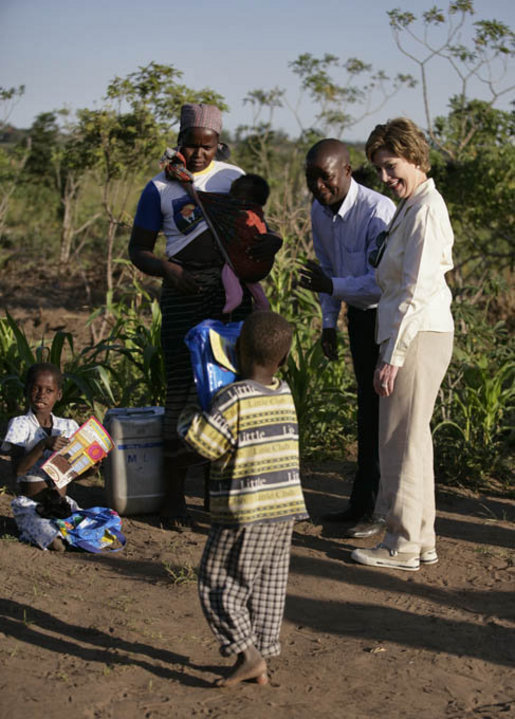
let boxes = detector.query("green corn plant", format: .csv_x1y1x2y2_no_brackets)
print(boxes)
433,357,515,488
431,286,515,489
0,311,117,420
435,359,514,446
89,276,166,407
266,250,359,457
282,330,356,457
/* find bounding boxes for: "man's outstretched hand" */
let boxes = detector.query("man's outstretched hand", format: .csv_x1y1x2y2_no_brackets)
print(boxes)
298,260,333,295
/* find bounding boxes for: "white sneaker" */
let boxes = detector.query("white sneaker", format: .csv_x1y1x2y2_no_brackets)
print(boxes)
420,547,438,565
351,543,420,572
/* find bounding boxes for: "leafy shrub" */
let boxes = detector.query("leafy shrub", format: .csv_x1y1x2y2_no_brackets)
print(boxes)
2,257,513,494
0,311,116,422
433,287,515,492
282,333,356,456
267,246,358,457
90,279,165,407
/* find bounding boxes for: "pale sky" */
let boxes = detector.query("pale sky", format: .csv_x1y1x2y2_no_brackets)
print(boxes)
1,0,514,141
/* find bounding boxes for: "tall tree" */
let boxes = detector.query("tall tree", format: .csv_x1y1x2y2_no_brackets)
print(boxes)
388,0,515,159
288,52,417,137
0,85,30,238
23,111,100,265
431,99,515,282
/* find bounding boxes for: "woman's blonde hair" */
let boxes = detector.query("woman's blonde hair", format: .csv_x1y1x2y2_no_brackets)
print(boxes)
365,117,431,173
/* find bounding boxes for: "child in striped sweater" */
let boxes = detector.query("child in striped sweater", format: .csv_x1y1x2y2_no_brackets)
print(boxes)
178,310,308,687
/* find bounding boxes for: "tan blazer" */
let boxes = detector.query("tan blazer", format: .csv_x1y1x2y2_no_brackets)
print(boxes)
375,179,454,366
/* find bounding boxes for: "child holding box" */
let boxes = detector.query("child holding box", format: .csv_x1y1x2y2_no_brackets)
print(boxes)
178,311,308,687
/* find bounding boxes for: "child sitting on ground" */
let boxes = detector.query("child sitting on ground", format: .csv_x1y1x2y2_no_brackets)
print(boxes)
178,310,308,687
1,362,79,550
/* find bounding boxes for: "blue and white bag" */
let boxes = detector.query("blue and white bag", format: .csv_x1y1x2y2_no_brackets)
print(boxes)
55,506,126,553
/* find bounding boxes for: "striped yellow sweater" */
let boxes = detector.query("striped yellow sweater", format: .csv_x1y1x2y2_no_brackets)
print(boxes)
178,378,308,526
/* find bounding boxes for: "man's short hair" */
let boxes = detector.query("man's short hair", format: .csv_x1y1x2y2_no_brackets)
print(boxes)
240,311,292,366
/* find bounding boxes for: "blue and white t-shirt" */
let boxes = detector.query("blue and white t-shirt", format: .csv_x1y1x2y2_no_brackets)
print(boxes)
134,160,244,258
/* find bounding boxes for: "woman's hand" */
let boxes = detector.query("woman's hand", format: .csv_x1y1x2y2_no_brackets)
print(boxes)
129,225,198,295
163,262,200,295
374,361,399,397
248,232,283,261
299,260,333,295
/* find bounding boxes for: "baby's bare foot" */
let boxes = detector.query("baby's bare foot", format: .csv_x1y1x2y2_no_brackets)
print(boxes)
215,647,268,688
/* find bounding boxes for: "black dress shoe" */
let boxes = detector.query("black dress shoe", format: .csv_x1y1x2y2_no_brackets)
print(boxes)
321,508,361,523
344,518,385,538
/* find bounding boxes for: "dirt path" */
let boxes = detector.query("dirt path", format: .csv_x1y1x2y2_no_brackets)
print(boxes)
0,463,513,719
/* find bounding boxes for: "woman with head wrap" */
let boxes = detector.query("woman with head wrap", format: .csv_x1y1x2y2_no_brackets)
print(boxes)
129,104,278,529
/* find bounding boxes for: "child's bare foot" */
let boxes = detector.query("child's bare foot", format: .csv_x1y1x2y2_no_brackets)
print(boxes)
48,536,65,552
215,646,268,688
159,514,197,532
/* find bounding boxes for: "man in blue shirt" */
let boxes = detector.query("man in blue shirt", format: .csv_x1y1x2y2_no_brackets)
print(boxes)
300,139,395,538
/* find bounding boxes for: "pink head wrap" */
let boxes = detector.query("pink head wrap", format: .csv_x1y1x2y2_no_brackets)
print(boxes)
179,104,223,136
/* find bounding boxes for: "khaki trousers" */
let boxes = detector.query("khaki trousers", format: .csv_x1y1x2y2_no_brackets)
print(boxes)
376,331,453,553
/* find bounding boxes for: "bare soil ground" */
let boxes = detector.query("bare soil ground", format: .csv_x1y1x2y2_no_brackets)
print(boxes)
0,465,514,719
0,296,514,719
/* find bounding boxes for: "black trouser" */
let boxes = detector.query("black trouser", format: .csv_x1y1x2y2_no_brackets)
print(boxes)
346,306,380,519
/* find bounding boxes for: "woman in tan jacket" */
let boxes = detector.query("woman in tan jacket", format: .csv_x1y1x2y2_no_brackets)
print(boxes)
351,117,454,572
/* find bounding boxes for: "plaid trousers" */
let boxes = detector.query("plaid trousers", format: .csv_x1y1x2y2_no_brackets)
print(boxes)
198,520,294,657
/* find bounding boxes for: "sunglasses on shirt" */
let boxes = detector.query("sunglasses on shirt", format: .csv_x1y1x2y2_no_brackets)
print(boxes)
369,230,389,268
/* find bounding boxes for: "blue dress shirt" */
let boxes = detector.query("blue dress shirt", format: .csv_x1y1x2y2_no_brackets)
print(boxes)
311,177,396,327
